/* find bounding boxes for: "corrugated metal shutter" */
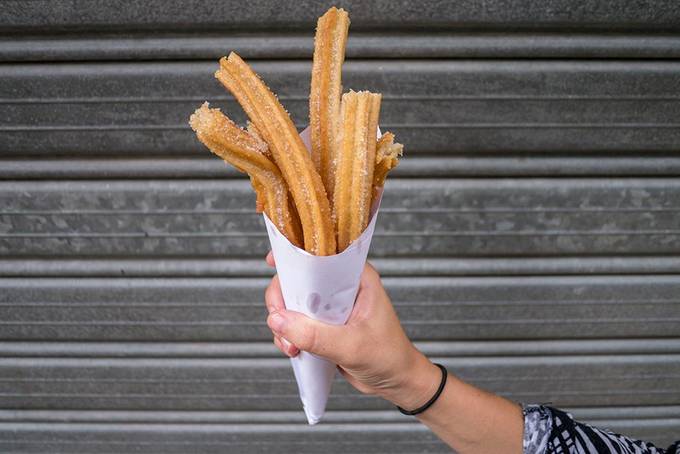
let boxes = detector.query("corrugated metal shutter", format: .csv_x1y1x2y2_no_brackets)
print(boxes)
1,1,679,451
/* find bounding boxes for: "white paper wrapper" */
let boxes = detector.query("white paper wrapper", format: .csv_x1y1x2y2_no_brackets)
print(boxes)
262,126,382,425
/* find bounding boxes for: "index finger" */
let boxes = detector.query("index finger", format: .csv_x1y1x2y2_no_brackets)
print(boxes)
264,274,286,314
265,251,275,267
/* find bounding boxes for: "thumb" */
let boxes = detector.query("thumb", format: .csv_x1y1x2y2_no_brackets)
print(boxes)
267,310,348,363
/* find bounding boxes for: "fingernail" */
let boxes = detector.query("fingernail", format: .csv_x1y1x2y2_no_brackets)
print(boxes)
281,337,294,350
269,311,285,333
282,338,299,357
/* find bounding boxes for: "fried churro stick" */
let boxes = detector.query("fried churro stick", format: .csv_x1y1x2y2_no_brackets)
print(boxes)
246,121,270,158
334,90,382,252
310,7,349,204
251,176,266,213
189,102,303,248
373,131,403,188
215,52,336,256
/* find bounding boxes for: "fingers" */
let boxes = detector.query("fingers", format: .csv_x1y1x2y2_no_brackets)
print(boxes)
360,261,381,289
264,274,286,314
349,262,392,323
265,251,275,267
355,262,385,306
274,335,299,357
265,274,299,357
267,309,350,364
264,256,373,364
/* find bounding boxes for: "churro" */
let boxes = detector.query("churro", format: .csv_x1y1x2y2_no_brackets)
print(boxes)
334,90,382,252
246,121,270,157
310,7,349,204
251,176,266,212
190,7,404,256
373,131,403,189
189,102,303,248
215,52,336,256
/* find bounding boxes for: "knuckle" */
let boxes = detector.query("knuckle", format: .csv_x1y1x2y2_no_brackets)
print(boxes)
264,283,278,311
264,281,275,301
365,262,379,278
298,324,318,352
273,337,286,355
361,264,381,288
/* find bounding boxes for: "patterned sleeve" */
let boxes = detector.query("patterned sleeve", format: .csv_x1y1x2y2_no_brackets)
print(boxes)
522,404,680,454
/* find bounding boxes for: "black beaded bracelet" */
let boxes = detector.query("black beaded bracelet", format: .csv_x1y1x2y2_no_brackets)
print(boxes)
397,363,448,416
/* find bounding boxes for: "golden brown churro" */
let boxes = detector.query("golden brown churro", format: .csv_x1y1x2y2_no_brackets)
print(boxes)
251,177,266,213
215,52,336,256
373,131,403,189
189,103,303,248
190,7,403,255
334,90,382,252
310,7,349,204
246,121,270,157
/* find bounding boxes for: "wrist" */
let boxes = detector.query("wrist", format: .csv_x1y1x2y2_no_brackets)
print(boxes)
382,350,441,410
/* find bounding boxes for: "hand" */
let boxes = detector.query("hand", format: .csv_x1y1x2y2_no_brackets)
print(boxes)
263,252,524,453
263,251,441,410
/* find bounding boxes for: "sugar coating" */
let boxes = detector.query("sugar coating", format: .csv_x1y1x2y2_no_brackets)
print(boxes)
373,131,403,188
310,7,349,209
218,53,335,255
189,101,303,248
334,90,381,251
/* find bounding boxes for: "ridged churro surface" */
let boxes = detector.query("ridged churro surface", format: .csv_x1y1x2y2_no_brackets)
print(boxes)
189,103,303,248
190,7,403,256
373,131,403,189
310,7,349,205
216,52,336,255
334,90,382,252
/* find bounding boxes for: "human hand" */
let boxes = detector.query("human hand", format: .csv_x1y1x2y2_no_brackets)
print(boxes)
263,252,441,410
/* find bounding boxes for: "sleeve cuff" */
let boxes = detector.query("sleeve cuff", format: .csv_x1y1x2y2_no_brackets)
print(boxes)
522,404,553,454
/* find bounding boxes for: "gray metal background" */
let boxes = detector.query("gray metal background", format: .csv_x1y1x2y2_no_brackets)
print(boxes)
1,0,679,452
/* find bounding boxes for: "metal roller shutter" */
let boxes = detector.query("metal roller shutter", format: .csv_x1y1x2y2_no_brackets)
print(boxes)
1,1,679,451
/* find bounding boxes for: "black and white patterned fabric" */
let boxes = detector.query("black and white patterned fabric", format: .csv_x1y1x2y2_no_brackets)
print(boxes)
523,405,680,454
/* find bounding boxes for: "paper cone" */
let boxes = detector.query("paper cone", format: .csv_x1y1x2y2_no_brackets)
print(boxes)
262,127,382,424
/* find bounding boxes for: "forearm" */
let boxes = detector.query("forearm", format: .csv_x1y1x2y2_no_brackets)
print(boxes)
386,353,524,454
420,373,524,453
